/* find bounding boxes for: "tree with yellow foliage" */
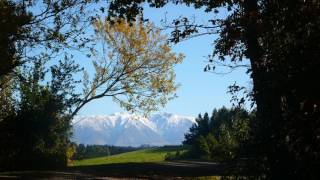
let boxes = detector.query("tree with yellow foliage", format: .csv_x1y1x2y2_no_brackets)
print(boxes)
71,18,184,117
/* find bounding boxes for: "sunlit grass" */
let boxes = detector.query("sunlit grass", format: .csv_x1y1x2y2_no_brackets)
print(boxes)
71,146,184,167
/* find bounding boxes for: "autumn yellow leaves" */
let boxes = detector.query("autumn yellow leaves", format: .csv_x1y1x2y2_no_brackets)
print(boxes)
73,18,184,116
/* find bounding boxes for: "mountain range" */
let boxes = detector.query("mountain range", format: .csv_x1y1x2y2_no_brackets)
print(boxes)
72,112,195,147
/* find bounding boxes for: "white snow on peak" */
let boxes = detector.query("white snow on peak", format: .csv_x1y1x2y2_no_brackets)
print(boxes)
72,112,195,147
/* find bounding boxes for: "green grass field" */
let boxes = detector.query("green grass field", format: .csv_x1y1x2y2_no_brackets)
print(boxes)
72,146,184,167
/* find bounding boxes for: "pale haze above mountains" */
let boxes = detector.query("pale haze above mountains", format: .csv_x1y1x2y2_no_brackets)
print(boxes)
72,112,196,147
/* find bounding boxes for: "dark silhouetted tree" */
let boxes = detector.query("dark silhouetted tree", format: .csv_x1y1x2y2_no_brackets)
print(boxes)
107,1,320,178
0,58,82,170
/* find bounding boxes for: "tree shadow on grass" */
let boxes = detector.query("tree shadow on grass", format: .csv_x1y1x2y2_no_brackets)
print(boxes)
69,161,238,178
0,160,252,179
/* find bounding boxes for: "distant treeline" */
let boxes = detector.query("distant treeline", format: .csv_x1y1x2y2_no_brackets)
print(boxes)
72,144,146,160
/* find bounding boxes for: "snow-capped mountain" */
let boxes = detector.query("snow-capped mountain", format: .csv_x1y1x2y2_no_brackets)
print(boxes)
72,112,195,147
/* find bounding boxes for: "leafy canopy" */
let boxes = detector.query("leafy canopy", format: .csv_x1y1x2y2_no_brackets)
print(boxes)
72,18,184,116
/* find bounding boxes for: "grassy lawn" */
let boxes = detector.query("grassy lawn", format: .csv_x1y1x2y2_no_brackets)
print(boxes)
69,146,236,178
72,146,184,166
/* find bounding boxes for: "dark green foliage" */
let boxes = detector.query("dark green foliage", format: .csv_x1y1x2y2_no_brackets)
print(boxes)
0,84,70,170
184,114,204,145
0,0,97,169
73,144,111,160
0,0,31,78
164,145,190,161
201,113,210,136
72,144,142,160
210,107,232,137
0,1,91,168
184,107,252,161
0,59,81,170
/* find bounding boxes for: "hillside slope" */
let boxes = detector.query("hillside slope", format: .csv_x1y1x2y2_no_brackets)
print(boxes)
72,146,184,166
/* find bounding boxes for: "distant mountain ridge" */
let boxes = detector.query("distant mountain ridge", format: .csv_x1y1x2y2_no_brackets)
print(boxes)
72,112,195,147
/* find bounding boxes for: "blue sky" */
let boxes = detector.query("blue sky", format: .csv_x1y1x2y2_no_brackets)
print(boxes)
77,4,251,117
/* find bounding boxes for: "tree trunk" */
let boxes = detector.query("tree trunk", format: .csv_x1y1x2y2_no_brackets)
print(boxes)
242,0,289,178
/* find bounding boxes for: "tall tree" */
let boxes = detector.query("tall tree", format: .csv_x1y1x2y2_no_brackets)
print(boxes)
72,18,184,117
200,112,210,136
107,0,320,178
184,113,206,144
0,58,81,170
184,114,201,144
